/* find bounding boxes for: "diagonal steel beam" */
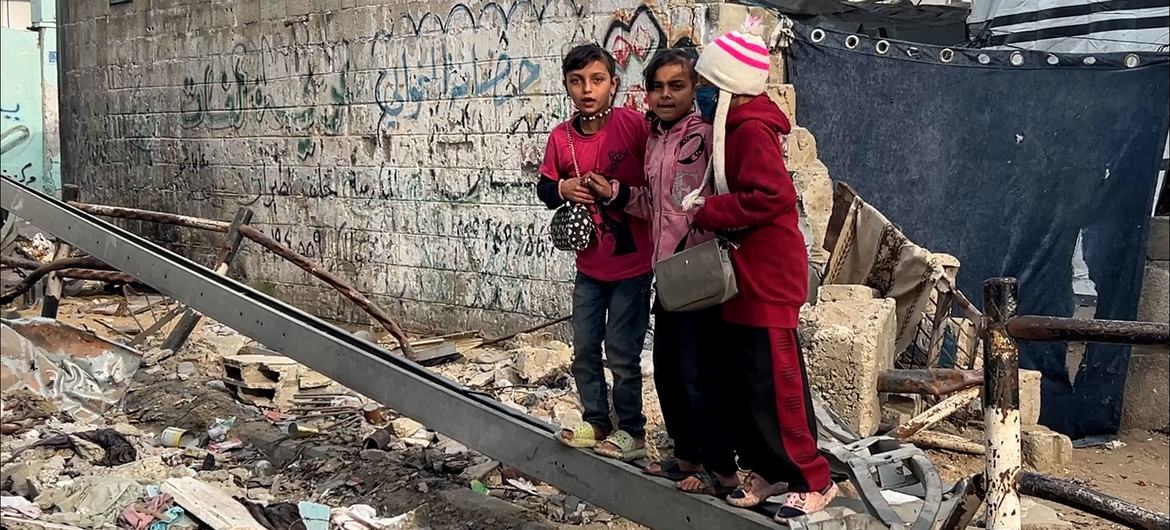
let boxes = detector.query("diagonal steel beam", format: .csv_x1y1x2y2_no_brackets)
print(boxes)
2,179,789,530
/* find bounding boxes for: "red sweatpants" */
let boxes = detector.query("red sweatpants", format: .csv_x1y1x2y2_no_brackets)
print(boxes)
728,323,832,493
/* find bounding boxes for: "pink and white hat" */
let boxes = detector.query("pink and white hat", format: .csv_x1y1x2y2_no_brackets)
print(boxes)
695,20,771,96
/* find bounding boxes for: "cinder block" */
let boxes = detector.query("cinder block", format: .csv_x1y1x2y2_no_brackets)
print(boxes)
1020,369,1042,425
1148,216,1168,261
1021,424,1073,474
800,297,898,436
786,126,818,170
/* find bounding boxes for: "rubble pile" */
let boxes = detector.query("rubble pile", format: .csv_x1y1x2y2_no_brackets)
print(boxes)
0,303,660,530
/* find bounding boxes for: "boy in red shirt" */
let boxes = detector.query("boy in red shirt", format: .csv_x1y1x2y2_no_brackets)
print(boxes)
688,23,838,520
536,44,653,461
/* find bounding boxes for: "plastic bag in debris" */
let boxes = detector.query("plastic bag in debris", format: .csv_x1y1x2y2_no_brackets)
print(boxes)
0,318,143,422
330,504,415,530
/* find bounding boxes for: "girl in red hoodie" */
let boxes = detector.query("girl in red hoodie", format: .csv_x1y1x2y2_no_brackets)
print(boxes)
688,22,838,521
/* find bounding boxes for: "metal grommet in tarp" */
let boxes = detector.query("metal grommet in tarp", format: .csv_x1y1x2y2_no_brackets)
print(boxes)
845,35,860,49
1083,56,1097,65
1010,51,1024,66
1047,54,1059,65
939,48,954,63
1125,54,1141,68
810,28,826,43
875,40,890,54
978,53,991,65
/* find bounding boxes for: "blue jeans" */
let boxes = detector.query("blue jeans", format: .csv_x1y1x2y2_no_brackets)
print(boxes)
572,271,652,438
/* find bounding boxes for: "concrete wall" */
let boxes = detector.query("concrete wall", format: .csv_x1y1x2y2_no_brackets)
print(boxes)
58,0,766,332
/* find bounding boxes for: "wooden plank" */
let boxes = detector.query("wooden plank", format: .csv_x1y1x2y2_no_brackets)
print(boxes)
161,477,266,530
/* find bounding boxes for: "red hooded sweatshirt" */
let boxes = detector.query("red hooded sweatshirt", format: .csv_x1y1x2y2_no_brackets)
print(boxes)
693,95,808,329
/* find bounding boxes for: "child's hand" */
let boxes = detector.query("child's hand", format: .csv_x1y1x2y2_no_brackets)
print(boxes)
559,178,595,204
583,172,614,200
681,189,705,211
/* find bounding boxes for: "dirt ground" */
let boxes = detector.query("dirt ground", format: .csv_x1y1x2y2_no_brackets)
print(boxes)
3,296,1168,530
928,430,1169,528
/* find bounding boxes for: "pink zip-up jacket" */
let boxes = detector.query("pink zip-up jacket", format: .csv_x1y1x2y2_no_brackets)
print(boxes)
611,112,714,263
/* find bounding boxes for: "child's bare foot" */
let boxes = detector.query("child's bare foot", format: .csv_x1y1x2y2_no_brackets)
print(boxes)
644,458,700,480
677,471,740,497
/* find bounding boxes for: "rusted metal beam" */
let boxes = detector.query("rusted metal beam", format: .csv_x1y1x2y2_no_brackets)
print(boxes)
892,386,981,439
0,256,116,304
2,256,141,286
235,224,415,360
1007,315,1169,346
983,277,1022,530
1018,471,1170,530
879,369,983,395
64,201,415,360
69,201,231,232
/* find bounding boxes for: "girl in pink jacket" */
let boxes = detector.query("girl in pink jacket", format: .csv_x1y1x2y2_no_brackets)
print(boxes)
591,48,740,497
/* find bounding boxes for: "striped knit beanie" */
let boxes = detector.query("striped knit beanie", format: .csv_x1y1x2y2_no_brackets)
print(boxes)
694,18,771,195
695,20,770,97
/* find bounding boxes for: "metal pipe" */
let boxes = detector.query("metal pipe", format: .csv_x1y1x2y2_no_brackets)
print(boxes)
878,368,983,396
983,277,1022,530
1017,471,1170,530
1006,315,1169,346
69,201,231,232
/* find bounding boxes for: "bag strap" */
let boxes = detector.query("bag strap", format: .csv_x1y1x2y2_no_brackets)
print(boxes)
565,121,581,180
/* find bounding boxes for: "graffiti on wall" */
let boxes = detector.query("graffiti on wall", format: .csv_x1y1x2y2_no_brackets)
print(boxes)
603,5,698,109
180,43,353,136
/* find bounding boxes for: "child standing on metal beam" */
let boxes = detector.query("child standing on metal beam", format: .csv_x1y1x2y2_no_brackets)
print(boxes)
608,47,741,497
536,44,653,462
687,21,839,521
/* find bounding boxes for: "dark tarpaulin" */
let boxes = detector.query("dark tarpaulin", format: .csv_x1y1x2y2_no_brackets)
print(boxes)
742,0,972,45
788,26,1169,437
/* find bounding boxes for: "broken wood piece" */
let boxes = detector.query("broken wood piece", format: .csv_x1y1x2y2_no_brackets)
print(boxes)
40,185,80,319
162,208,252,353
93,318,136,340
907,430,985,455
129,304,186,348
161,476,266,530
879,368,983,396
892,386,982,439
1018,471,1169,530
394,340,459,366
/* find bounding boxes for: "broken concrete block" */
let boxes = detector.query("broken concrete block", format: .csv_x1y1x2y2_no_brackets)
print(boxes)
800,296,897,436
818,284,877,304
785,127,818,170
1021,498,1074,530
1148,216,1168,261
1020,369,1042,426
790,159,834,264
391,417,425,438
1021,424,1073,473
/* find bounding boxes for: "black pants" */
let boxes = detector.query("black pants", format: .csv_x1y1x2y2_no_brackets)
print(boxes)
727,323,832,493
653,301,737,476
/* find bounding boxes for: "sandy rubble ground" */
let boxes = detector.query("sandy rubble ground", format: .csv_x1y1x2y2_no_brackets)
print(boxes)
2,296,1167,530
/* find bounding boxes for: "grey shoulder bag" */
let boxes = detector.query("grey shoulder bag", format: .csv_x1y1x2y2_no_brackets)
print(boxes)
652,160,738,312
